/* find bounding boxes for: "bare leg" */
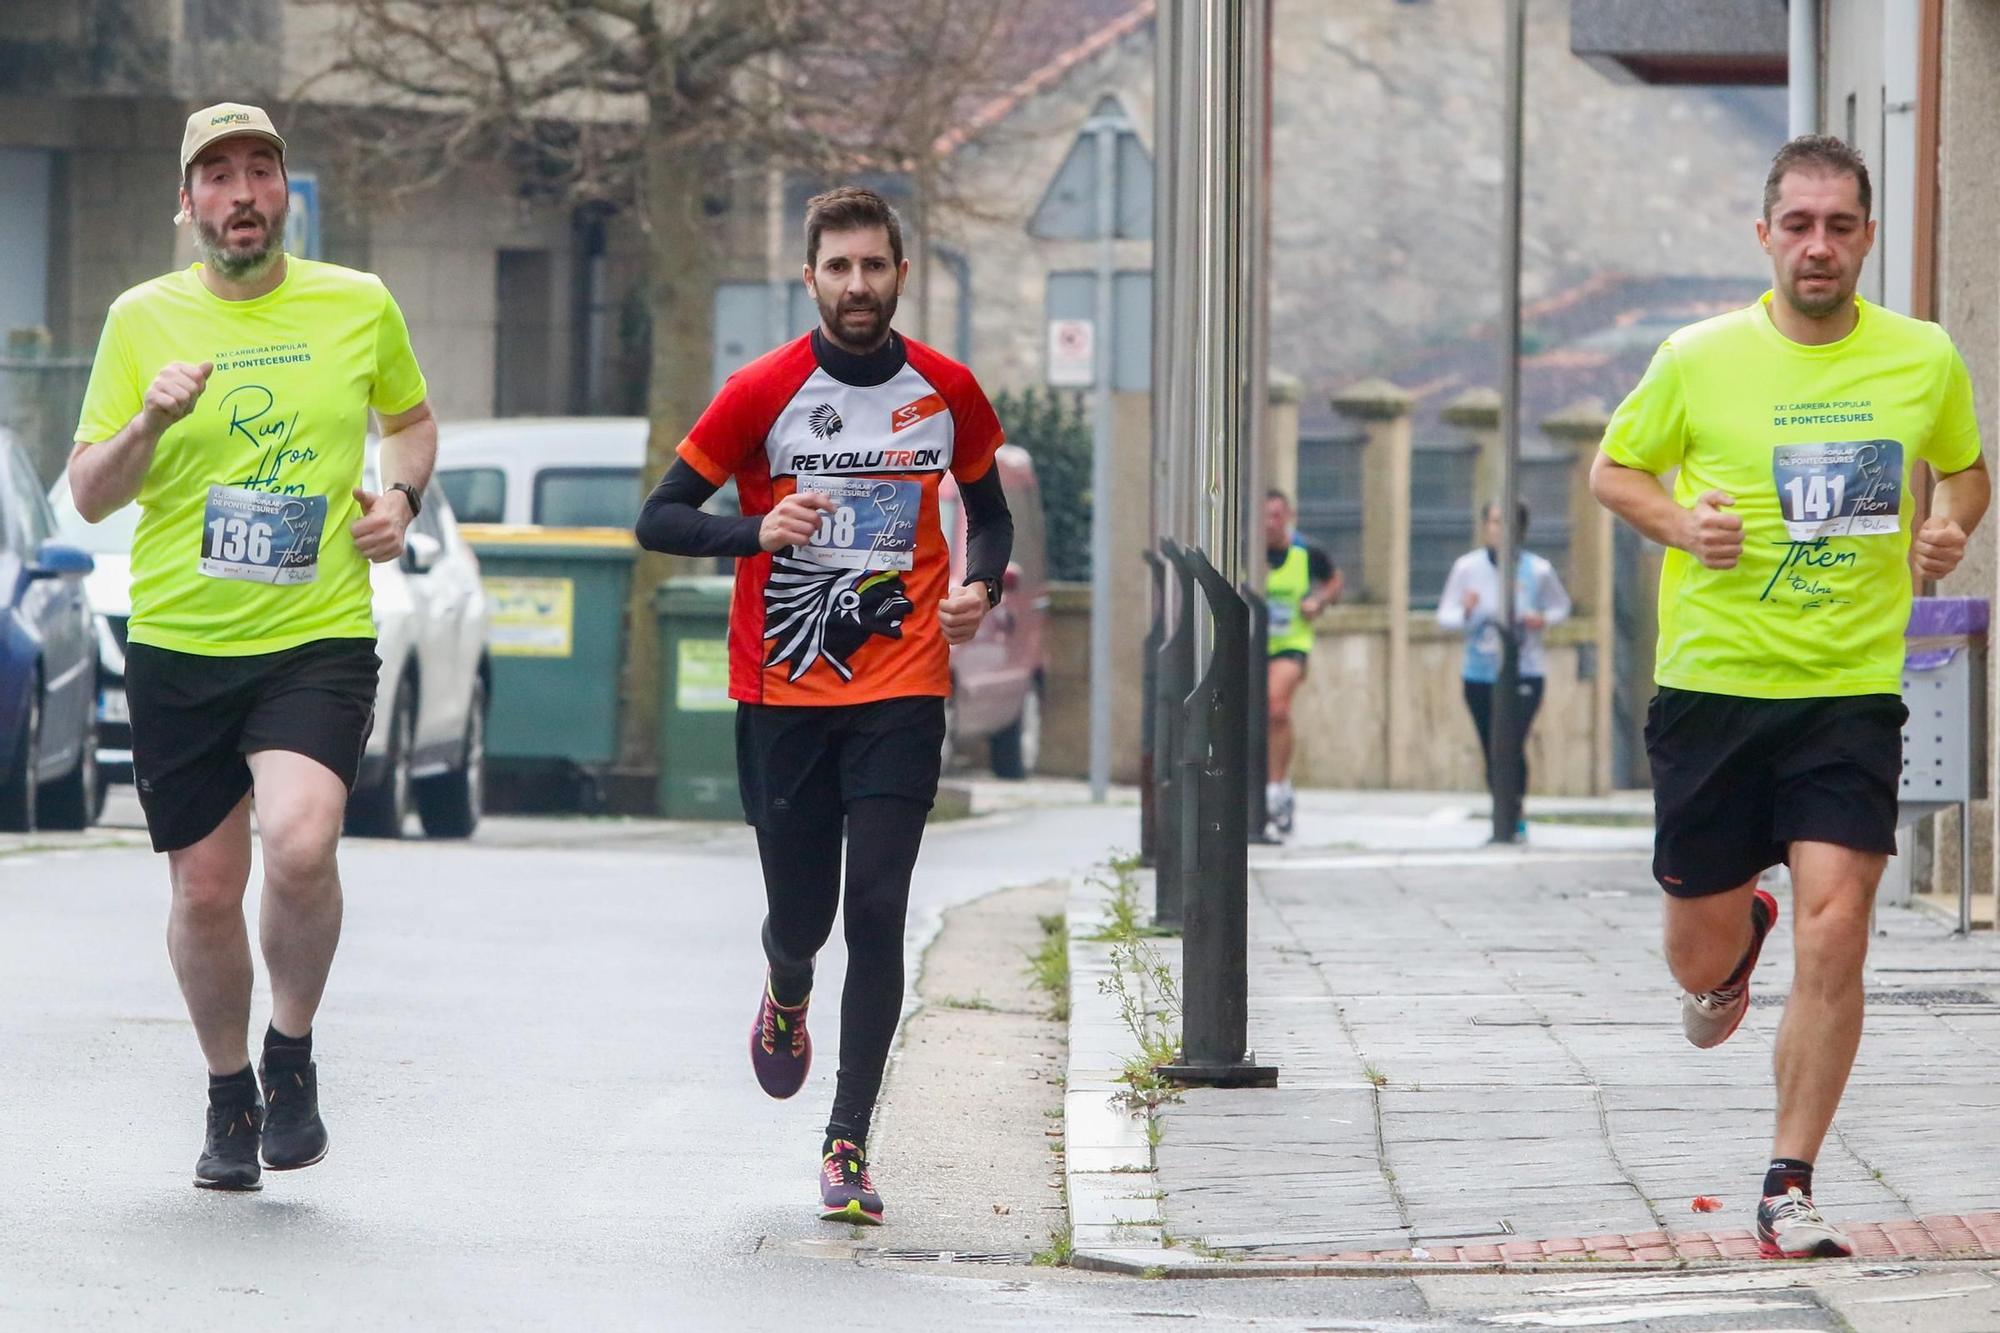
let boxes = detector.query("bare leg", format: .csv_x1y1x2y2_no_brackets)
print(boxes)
1772,840,1881,1163
248,749,350,1039
166,794,256,1075
1660,876,1761,995
1267,656,1306,783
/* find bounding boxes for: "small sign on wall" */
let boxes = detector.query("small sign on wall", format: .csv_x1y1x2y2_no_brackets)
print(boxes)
1047,318,1095,388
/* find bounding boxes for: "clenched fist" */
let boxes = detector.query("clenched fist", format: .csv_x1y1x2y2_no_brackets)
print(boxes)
937,582,988,645
1680,489,1743,570
350,486,411,563
1913,515,1968,581
140,361,212,433
760,491,836,552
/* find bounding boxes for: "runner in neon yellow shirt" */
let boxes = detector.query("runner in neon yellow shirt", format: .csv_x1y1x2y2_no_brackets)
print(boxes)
1592,136,1989,1260
68,102,437,1192
1261,489,1341,839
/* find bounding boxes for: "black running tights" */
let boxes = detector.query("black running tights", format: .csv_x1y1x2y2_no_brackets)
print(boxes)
1463,675,1546,796
756,795,930,1147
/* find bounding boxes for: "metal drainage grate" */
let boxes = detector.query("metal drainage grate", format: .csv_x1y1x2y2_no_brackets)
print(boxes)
1752,987,1996,1008
862,1249,1035,1265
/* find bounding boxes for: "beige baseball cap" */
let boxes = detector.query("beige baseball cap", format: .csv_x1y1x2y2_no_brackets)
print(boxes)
179,102,286,172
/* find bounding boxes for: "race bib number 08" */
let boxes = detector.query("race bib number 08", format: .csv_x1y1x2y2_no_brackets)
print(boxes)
793,474,920,571
1771,440,1902,541
200,485,326,585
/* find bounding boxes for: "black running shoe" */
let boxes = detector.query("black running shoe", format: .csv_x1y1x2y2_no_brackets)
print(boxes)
195,1088,264,1191
819,1139,884,1225
260,1057,329,1171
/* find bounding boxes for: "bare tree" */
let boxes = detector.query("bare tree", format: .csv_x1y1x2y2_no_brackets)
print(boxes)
292,0,1051,774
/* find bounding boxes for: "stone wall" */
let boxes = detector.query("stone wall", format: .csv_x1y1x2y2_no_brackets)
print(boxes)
1039,595,1610,797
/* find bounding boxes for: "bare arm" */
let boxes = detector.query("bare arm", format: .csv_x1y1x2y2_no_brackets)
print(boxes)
1913,456,1991,581
377,398,439,498
1588,450,1743,569
351,398,438,562
67,360,212,522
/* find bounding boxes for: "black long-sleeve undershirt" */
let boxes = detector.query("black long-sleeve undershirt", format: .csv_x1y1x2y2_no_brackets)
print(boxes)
958,463,1013,589
634,461,762,558
634,456,1015,596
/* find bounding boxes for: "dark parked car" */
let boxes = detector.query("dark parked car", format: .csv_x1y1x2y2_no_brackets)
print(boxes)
0,432,99,831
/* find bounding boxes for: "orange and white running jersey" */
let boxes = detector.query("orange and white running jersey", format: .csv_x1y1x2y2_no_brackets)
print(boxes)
677,330,1004,706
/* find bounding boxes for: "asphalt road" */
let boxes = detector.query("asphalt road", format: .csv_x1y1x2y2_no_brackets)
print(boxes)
0,792,1962,1331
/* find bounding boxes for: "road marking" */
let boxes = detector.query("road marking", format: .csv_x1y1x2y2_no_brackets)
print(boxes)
1530,1265,1913,1297
1269,850,1648,872
1482,1298,1812,1328
1845,1283,1996,1305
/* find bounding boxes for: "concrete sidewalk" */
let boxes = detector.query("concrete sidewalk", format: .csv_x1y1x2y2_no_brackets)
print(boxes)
1064,792,2000,1272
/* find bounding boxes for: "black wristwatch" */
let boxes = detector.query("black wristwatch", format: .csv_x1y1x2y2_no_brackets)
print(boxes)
387,481,423,517
971,576,1001,608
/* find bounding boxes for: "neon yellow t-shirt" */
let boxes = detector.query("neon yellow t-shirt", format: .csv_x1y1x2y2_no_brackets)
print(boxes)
75,259,428,657
1602,292,1982,699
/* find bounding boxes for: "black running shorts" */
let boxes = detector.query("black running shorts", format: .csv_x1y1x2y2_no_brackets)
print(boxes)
126,638,380,853
1644,686,1906,898
735,696,947,830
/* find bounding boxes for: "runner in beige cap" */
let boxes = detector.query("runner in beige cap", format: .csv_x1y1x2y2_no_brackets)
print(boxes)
69,100,438,1191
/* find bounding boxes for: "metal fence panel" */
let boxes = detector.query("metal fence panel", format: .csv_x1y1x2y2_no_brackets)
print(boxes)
1409,440,1477,608
1294,429,1365,598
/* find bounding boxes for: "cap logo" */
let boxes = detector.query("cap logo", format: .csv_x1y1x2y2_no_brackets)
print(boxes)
211,112,251,126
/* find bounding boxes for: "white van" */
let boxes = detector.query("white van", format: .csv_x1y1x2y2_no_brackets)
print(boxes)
433,417,738,535
433,417,648,528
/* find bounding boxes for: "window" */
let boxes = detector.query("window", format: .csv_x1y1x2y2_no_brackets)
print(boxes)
533,468,644,528
436,468,506,524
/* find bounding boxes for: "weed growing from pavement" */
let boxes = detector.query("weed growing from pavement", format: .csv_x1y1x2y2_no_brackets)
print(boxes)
935,993,998,1012
1083,848,1186,1114
1104,938,1184,1113
1026,913,1070,1021
1033,1219,1074,1267
1363,1064,1389,1088
1086,850,1176,942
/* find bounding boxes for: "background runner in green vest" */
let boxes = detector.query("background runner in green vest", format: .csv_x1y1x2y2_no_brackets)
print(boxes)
1263,490,1342,839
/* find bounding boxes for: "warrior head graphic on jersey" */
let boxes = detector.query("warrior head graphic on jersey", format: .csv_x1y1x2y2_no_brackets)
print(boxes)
762,553,914,682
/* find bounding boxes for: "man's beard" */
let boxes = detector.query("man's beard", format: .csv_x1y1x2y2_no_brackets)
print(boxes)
818,289,896,352
195,206,287,280
1783,268,1850,320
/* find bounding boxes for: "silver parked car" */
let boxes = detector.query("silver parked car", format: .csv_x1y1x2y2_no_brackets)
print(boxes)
49,456,491,839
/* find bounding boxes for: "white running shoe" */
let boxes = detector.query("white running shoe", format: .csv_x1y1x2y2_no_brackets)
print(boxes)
1756,1186,1854,1259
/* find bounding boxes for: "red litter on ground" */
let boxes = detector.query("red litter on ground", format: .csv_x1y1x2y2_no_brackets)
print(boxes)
1691,1195,1725,1213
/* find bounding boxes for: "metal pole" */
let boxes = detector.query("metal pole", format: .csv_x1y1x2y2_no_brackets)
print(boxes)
1490,0,1526,845
1789,0,1821,138
1087,111,1120,803
1151,0,1180,553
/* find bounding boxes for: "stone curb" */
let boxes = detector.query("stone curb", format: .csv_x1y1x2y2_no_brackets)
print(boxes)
1062,868,1187,1270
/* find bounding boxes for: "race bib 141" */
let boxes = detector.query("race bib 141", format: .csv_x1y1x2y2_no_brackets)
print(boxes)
1771,440,1902,541
199,485,326,585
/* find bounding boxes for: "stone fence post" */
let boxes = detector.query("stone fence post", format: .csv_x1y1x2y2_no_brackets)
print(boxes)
1542,398,1615,795
1332,379,1413,786
1266,369,1302,511
1442,386,1502,541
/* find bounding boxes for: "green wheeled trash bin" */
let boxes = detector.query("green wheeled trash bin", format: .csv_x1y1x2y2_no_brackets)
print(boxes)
655,577,739,820
460,525,637,804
